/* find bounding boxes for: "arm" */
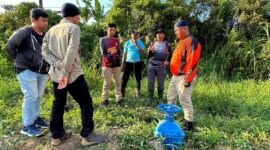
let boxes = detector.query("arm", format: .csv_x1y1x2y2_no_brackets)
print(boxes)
133,39,144,54
166,43,172,62
121,52,127,72
121,42,128,71
5,28,28,59
57,26,81,89
147,42,155,59
61,26,81,77
184,43,201,86
42,34,63,70
100,38,110,58
117,38,121,57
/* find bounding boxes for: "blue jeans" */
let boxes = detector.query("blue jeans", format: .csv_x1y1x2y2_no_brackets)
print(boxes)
17,69,48,126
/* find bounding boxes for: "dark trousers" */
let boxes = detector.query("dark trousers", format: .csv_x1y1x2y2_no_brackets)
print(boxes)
121,62,142,91
50,75,94,139
147,65,166,92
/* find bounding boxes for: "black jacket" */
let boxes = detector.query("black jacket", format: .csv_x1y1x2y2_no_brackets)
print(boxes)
5,26,48,74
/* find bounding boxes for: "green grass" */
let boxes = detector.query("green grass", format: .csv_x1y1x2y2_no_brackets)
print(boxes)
0,65,270,149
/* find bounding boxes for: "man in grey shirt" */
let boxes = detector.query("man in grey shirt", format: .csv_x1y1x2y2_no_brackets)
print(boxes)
42,3,106,146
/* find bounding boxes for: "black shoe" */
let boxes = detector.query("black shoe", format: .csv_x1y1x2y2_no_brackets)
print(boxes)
158,90,163,104
102,100,109,107
117,99,124,107
121,89,125,97
146,90,154,106
182,120,194,131
34,117,49,128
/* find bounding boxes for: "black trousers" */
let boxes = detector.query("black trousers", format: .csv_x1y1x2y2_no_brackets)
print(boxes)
50,75,94,139
121,62,142,91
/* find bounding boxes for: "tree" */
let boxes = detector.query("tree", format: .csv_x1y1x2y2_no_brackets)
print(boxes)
77,0,105,24
15,2,38,27
0,2,61,62
104,0,192,45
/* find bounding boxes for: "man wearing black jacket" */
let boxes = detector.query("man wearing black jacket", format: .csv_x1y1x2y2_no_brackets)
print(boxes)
5,8,49,137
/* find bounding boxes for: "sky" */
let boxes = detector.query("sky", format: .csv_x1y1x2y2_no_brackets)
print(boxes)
0,0,112,12
0,0,112,24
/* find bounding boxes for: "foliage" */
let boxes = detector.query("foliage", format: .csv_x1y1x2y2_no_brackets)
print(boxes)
219,22,270,80
0,2,61,65
77,0,105,24
103,0,192,44
45,9,62,30
0,1,270,149
79,22,104,70
0,66,270,149
196,0,270,80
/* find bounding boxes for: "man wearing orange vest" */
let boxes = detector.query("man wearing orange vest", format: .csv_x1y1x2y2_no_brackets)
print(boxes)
167,20,201,131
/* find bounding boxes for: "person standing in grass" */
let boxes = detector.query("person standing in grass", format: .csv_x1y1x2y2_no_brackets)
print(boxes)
5,8,49,137
146,29,172,106
42,3,106,146
121,30,145,97
167,20,201,131
100,23,124,107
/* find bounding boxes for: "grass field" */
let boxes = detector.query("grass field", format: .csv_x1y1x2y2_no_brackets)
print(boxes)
0,64,270,149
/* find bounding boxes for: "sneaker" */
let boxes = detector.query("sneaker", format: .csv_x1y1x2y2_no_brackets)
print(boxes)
51,132,72,146
80,132,107,146
121,89,125,97
117,99,124,107
102,100,109,107
20,124,42,137
182,120,194,131
34,117,49,128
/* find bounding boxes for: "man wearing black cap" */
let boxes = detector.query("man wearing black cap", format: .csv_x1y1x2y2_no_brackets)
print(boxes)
167,20,201,131
146,29,172,106
6,8,49,137
42,3,106,146
121,30,145,97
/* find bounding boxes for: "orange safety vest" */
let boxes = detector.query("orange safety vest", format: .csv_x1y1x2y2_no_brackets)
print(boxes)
170,35,201,83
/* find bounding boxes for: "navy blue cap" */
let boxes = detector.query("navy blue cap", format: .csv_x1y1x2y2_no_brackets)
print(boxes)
174,20,189,27
156,29,165,34
130,29,139,34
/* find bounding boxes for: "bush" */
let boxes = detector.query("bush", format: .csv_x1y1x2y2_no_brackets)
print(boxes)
217,22,270,80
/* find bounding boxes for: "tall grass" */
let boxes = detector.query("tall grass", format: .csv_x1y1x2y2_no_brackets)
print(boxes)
0,63,269,149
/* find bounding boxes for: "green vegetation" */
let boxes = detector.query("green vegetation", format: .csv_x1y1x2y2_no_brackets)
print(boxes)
0,65,269,149
0,0,269,149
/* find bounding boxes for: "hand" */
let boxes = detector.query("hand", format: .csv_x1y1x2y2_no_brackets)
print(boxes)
165,61,169,65
132,39,138,47
132,38,136,43
58,76,68,89
68,66,73,73
149,43,155,52
184,82,191,87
